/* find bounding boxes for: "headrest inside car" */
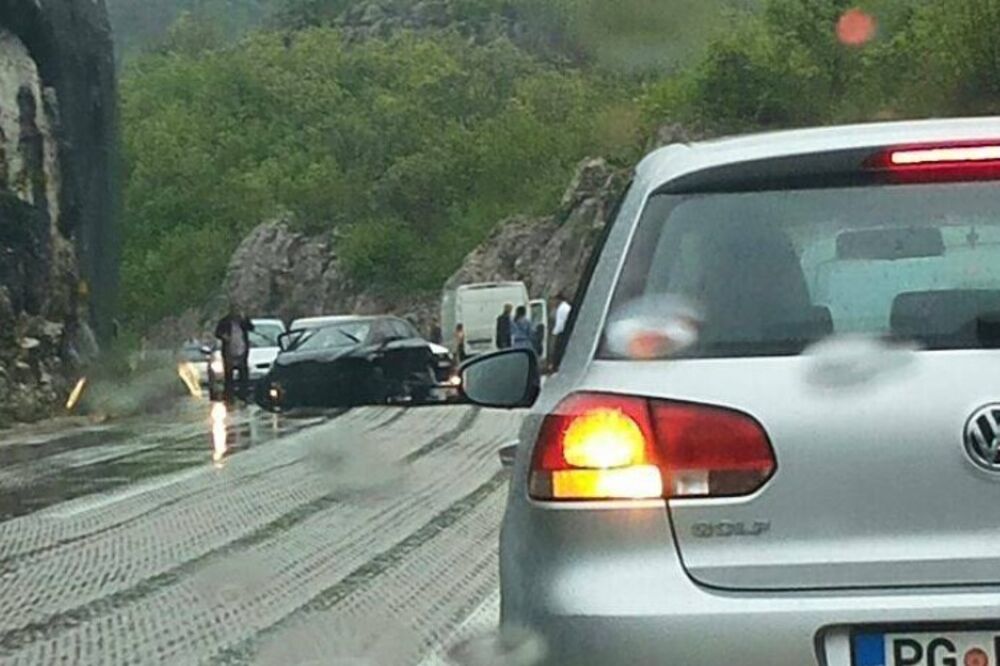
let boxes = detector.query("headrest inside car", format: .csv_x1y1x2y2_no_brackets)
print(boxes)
890,289,1000,348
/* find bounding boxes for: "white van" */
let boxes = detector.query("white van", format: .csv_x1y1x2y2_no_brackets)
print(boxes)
442,282,548,359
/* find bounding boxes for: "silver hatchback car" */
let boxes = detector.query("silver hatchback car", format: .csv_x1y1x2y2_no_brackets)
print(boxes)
462,117,1000,666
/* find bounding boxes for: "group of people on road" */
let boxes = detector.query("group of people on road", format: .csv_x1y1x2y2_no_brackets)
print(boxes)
495,303,538,352
494,292,573,358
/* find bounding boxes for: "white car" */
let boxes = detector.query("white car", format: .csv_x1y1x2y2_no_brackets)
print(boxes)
248,318,286,382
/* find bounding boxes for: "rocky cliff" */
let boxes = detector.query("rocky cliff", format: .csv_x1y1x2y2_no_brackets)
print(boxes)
268,0,584,65
0,0,117,423
195,156,628,343
443,158,627,301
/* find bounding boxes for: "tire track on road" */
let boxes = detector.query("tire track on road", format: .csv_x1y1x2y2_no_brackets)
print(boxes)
405,408,481,463
0,408,481,655
3,410,514,665
213,469,509,664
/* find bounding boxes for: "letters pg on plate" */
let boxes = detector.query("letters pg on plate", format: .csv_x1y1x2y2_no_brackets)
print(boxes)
854,631,996,666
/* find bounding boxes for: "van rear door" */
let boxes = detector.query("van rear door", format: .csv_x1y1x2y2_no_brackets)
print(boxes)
530,299,548,360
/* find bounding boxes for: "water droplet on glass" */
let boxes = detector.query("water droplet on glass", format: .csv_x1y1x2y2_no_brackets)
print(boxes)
605,294,702,360
302,425,407,500
190,551,274,608
255,614,416,666
837,8,877,46
447,626,547,666
804,335,917,390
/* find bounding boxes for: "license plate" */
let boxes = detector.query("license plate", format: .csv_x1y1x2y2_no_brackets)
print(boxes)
854,630,998,666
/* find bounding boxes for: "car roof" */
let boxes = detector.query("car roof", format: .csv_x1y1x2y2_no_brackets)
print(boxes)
638,116,1000,186
252,318,285,327
291,315,402,329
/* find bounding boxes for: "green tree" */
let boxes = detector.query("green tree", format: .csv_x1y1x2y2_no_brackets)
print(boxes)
120,25,639,328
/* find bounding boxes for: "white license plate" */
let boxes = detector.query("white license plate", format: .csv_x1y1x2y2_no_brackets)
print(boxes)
854,630,998,666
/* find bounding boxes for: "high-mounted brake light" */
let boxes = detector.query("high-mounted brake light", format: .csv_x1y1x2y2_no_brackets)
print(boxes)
866,141,1000,182
889,145,1000,165
529,393,776,501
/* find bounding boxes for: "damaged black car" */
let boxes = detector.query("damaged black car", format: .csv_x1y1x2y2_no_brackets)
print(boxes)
255,316,445,410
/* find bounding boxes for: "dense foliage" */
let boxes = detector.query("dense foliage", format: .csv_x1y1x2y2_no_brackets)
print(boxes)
643,0,1000,131
120,28,640,327
119,0,1000,330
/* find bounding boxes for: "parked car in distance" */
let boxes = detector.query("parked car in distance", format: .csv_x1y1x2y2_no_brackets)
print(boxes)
289,314,454,385
248,318,286,382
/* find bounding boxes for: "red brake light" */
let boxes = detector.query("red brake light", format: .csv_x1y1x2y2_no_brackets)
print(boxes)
529,393,776,501
866,141,1000,182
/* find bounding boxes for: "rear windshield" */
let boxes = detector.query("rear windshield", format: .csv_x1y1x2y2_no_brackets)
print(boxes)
252,323,285,347
603,182,1000,358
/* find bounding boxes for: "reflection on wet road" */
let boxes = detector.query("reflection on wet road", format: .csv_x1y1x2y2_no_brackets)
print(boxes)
0,402,340,521
0,400,517,665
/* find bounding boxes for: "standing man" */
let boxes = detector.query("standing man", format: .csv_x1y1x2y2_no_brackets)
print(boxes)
511,306,535,351
552,291,573,359
215,305,255,404
495,303,513,350
453,323,468,365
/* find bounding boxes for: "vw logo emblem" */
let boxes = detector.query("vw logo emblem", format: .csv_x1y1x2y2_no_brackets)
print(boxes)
964,405,1000,471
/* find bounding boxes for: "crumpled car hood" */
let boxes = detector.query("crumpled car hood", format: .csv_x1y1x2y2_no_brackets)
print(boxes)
274,346,362,368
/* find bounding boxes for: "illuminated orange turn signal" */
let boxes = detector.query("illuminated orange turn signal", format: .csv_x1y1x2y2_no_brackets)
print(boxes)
551,466,663,500
562,407,646,469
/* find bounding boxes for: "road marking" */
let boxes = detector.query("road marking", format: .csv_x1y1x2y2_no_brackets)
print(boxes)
40,467,210,519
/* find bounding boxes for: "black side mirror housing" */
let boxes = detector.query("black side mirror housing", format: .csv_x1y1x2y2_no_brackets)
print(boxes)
460,349,540,409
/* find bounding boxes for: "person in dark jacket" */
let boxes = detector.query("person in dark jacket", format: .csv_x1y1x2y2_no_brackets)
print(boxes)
511,306,535,351
453,323,468,372
495,303,513,350
215,307,255,403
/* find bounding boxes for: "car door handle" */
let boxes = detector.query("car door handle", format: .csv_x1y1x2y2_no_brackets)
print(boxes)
499,440,518,468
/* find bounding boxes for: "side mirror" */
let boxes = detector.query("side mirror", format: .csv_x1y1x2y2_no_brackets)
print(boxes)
278,332,294,352
461,349,540,409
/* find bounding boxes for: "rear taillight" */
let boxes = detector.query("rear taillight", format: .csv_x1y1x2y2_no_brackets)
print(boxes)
529,393,776,501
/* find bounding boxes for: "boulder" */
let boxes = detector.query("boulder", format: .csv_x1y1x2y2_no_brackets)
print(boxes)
210,153,630,344
446,156,628,301
210,216,443,336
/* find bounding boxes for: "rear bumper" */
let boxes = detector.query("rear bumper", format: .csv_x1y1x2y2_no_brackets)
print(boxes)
500,501,1000,666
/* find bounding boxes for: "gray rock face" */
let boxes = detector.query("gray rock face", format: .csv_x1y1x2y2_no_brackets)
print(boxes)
332,0,568,61
0,0,115,423
200,215,440,338
205,156,627,344
446,157,628,301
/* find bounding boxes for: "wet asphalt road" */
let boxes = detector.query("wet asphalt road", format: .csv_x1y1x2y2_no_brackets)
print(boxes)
0,401,516,665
